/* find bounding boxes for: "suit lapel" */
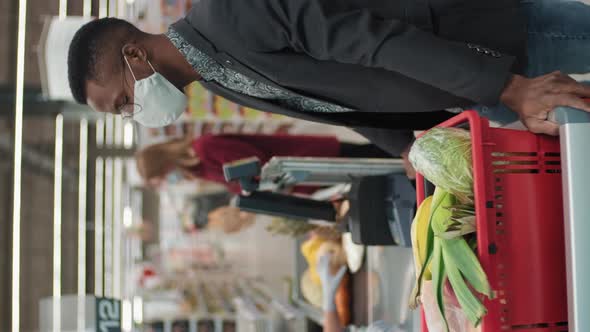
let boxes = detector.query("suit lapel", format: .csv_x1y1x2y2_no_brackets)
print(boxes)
199,80,344,126
171,19,286,91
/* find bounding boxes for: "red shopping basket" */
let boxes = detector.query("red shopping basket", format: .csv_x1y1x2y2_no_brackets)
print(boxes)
417,111,568,332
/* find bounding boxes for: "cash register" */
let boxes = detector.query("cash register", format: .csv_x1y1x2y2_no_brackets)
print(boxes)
222,157,416,246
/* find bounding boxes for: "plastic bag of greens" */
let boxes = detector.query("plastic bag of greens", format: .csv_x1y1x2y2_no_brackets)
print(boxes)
409,128,473,203
421,280,481,332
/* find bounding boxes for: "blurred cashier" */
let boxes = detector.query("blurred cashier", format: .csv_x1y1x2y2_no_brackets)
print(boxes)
135,134,391,193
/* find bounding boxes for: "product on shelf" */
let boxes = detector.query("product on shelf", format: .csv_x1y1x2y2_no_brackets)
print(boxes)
301,236,328,286
300,268,322,308
300,235,351,326
335,273,351,325
317,241,347,274
266,218,316,237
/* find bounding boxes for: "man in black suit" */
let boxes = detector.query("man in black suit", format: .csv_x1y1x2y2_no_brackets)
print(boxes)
67,0,590,158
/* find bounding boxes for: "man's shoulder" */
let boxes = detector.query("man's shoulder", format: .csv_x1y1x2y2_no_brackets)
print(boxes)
182,0,284,52
182,0,251,41
184,0,248,26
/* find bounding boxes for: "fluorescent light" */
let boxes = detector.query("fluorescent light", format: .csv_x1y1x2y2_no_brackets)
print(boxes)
77,119,88,332
105,113,114,147
123,122,134,149
104,158,113,297
118,0,127,19
109,0,117,17
53,114,64,332
132,296,143,324
83,0,92,17
122,299,132,331
123,206,133,228
114,115,123,147
126,0,136,4
94,157,104,296
113,158,123,298
11,0,27,330
59,0,67,19
99,0,107,17
96,117,104,148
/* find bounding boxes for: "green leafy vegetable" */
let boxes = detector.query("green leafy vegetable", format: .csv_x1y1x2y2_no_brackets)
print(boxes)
409,128,473,203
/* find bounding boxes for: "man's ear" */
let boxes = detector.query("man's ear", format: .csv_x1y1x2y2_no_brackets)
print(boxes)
122,43,147,62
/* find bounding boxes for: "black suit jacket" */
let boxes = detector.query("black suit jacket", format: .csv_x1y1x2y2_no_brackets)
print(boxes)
172,0,526,155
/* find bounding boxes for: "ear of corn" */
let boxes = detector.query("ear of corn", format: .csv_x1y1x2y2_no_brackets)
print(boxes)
409,196,433,308
410,189,441,308
411,196,433,279
409,186,451,308
444,245,487,326
441,239,492,298
410,187,491,328
431,239,448,332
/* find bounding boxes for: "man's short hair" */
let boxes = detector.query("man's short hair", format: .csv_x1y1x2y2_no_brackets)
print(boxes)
67,18,140,104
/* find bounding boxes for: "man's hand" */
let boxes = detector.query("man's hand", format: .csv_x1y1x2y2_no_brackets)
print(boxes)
500,72,590,135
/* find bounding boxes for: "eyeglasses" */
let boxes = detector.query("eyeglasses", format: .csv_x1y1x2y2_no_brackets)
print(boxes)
117,100,142,119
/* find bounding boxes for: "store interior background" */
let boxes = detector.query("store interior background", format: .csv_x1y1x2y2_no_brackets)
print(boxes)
0,0,434,332
0,0,421,331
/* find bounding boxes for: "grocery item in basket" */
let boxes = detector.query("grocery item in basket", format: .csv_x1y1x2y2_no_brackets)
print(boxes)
411,187,491,331
409,127,473,203
438,202,476,240
421,280,481,332
411,195,433,283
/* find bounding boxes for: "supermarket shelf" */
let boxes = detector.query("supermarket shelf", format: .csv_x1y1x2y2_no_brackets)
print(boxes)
292,237,325,326
292,297,324,326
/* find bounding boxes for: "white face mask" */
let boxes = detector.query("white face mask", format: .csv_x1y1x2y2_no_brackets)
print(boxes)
124,57,187,128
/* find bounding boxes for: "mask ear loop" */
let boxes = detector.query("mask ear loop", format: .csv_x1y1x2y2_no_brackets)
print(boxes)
123,56,138,82
146,60,157,75
122,56,144,119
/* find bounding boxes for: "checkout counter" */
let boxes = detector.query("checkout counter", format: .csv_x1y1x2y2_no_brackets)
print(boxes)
223,156,421,331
